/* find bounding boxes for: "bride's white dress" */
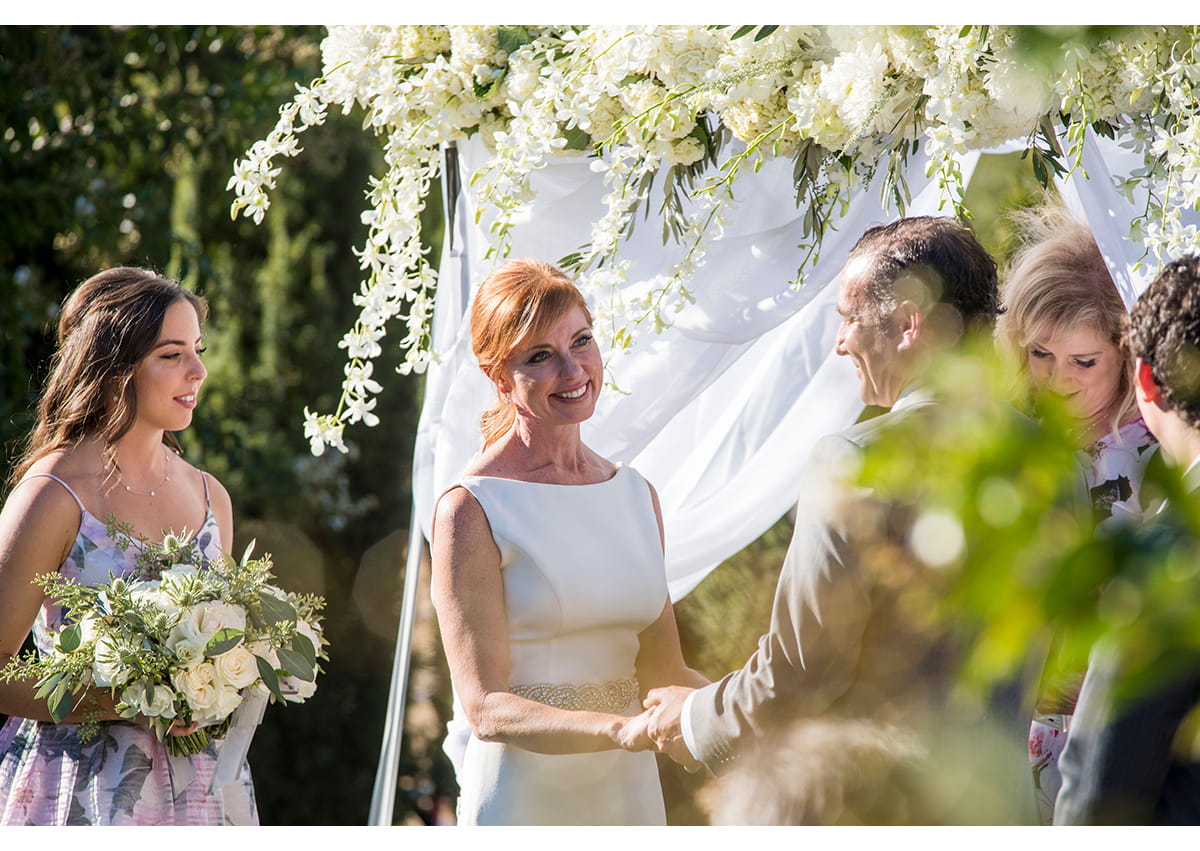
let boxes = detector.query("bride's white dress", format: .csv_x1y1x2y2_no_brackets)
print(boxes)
443,464,669,825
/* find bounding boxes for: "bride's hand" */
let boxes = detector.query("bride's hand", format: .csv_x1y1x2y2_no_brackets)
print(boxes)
615,710,654,752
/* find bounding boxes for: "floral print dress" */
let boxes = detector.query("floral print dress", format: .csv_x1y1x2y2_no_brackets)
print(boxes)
0,473,258,825
1029,418,1159,824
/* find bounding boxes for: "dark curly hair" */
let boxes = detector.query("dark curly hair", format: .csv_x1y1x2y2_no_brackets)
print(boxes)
847,216,999,336
1125,254,1200,431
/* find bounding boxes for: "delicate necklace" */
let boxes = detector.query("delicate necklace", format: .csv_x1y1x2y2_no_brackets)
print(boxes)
104,445,172,497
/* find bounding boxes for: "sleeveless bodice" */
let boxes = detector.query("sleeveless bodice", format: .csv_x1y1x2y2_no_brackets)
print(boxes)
457,464,668,689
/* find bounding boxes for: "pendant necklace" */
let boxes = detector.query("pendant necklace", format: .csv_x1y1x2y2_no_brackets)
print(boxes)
105,445,172,497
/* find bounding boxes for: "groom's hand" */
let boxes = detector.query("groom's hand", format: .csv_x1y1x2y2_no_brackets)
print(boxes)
644,686,702,773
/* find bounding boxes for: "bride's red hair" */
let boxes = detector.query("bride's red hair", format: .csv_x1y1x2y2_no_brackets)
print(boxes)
470,259,593,448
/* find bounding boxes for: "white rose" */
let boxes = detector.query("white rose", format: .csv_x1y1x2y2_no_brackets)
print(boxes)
123,681,177,719
143,683,177,718
92,635,133,688
171,639,206,668
278,674,317,704
246,639,279,669
173,602,246,646
172,662,218,711
213,646,259,690
193,686,243,726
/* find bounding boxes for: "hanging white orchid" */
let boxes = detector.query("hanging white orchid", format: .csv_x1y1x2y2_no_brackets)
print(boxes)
230,24,1200,454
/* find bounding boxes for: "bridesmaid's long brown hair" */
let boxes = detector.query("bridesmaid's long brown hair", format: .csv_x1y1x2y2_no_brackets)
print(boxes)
9,267,207,490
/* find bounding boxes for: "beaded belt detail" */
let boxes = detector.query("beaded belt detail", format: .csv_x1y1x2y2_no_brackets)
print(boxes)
510,678,639,713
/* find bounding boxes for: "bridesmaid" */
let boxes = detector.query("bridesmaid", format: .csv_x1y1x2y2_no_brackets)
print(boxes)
0,267,257,824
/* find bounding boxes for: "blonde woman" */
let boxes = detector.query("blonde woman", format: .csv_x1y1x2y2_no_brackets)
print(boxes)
996,205,1159,823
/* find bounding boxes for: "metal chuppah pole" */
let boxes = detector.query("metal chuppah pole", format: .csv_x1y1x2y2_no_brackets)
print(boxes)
367,142,463,825
367,507,425,825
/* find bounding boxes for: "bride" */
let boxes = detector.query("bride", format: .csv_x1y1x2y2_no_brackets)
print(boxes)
431,259,707,825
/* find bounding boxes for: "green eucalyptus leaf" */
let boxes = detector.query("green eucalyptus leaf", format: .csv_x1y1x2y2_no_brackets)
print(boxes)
256,654,284,702
276,646,315,682
58,623,82,653
48,682,72,723
205,628,245,657
732,26,756,39
291,632,317,666
754,25,779,41
259,591,297,626
34,671,63,701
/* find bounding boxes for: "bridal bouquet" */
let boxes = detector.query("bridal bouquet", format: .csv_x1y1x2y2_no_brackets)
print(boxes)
0,518,327,757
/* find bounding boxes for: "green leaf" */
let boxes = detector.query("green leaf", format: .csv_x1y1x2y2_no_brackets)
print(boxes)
496,25,531,56
291,632,317,666
259,591,297,626
276,645,315,682
732,26,756,39
205,628,245,657
473,70,507,101
560,124,592,152
34,671,63,701
255,654,284,701
754,25,779,41
58,623,82,653
49,682,72,723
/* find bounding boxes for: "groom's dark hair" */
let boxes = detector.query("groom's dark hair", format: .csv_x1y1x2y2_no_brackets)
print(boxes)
848,216,999,336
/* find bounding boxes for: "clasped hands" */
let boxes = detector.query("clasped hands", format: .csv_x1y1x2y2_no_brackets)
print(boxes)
618,685,703,772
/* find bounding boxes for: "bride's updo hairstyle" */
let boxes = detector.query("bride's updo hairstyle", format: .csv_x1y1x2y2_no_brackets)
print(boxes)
470,259,593,448
10,267,207,489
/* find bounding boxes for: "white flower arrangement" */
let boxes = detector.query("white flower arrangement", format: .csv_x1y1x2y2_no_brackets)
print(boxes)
229,25,1200,454
0,519,328,756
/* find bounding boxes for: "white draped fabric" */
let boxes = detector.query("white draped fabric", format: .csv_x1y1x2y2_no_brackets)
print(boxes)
417,135,981,599
368,128,1198,823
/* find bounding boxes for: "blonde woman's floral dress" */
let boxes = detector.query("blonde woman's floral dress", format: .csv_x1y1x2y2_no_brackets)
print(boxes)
0,473,258,825
1029,419,1159,824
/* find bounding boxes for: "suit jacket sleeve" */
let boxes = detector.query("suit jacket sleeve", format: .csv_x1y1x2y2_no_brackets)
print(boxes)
686,431,873,772
1054,640,1200,824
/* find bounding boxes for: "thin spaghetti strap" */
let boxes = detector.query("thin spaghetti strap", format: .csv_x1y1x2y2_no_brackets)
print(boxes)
15,473,86,512
201,471,211,507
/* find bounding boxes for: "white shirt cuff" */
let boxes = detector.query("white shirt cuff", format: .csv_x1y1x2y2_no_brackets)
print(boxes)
680,689,700,759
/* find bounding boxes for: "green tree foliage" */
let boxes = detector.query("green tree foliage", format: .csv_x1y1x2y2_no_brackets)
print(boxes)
0,26,449,824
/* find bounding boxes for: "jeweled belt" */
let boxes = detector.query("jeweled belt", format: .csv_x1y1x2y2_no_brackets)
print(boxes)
510,678,639,713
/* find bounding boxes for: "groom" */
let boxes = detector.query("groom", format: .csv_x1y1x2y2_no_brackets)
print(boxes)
643,216,1024,807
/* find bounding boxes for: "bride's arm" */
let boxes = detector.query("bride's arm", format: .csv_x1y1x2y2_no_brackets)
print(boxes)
430,486,639,755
